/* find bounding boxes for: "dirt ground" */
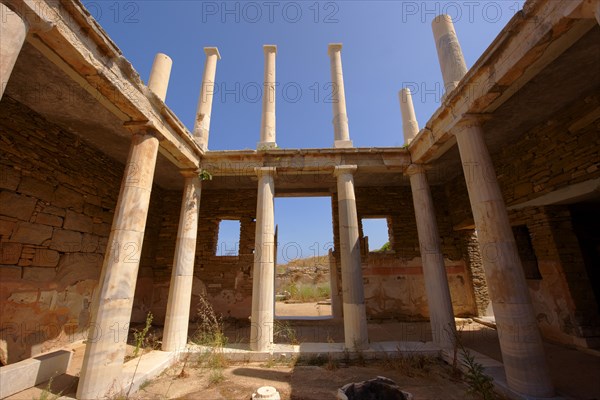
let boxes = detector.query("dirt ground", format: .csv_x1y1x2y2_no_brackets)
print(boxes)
133,356,472,400
275,301,332,317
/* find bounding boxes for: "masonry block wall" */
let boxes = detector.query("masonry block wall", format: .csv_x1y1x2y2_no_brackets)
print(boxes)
0,98,162,364
332,185,477,321
151,188,257,323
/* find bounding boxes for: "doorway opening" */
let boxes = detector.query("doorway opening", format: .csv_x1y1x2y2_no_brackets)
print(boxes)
274,196,334,321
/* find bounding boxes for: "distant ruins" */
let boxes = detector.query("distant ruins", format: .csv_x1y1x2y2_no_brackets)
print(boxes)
0,0,599,399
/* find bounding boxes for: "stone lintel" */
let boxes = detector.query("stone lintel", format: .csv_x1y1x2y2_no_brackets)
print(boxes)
204,47,221,60
450,113,492,136
180,169,199,178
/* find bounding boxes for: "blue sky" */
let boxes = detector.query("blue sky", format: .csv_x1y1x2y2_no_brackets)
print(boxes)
90,0,524,261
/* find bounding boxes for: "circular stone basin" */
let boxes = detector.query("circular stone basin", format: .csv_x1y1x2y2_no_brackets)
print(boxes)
337,376,413,400
252,386,281,400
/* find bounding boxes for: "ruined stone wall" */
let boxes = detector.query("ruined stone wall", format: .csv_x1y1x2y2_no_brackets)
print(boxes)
151,189,257,323
332,185,477,320
0,97,162,364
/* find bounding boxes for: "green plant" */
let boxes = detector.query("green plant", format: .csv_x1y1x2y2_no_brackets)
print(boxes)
132,312,154,358
451,324,496,400
198,169,213,181
34,377,62,400
274,320,299,345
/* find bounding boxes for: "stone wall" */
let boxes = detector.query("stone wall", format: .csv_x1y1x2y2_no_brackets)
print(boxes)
0,97,162,364
332,185,478,320
150,189,257,323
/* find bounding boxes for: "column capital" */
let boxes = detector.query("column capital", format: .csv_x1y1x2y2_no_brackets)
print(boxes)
328,43,343,56
451,113,492,136
263,44,277,54
334,165,357,177
405,164,426,176
204,47,221,60
180,169,200,178
255,167,276,177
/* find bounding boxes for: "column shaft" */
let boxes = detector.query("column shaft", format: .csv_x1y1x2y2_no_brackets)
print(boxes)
0,3,29,100
193,47,221,150
399,88,420,145
147,53,173,101
259,45,277,148
162,175,201,352
335,166,368,349
431,15,468,93
454,120,553,397
407,165,456,347
328,44,352,148
77,132,160,399
250,167,276,351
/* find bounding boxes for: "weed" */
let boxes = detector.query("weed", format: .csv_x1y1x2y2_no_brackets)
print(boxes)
274,320,299,345
34,377,62,400
451,324,497,400
132,312,154,358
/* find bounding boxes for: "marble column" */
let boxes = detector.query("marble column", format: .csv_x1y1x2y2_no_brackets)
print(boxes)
431,14,468,93
161,173,201,352
406,164,456,347
258,45,277,149
250,167,276,351
193,47,221,150
453,117,554,397
399,88,420,145
77,130,160,399
147,53,173,101
0,3,28,100
328,44,353,148
596,0,600,25
334,165,368,349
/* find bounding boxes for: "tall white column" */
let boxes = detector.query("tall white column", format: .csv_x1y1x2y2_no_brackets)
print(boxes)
162,173,201,352
431,14,468,93
406,164,456,347
77,131,160,399
453,117,553,397
334,165,368,349
596,0,600,25
77,56,173,399
328,44,353,148
250,167,276,351
147,53,173,101
398,88,420,145
193,47,221,150
0,3,28,100
258,45,277,149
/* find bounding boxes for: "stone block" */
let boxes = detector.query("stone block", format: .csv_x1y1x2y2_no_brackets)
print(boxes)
0,265,21,280
63,210,93,233
82,233,99,252
0,191,37,221
0,218,16,237
52,185,84,212
92,222,111,236
0,349,72,398
83,202,103,218
32,248,60,267
0,242,22,264
22,266,56,281
17,176,55,202
56,253,102,285
0,166,20,191
49,229,82,252
41,205,65,217
35,212,63,227
10,222,53,245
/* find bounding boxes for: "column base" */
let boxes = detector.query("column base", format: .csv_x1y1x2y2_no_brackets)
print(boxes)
334,139,353,149
257,141,278,150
